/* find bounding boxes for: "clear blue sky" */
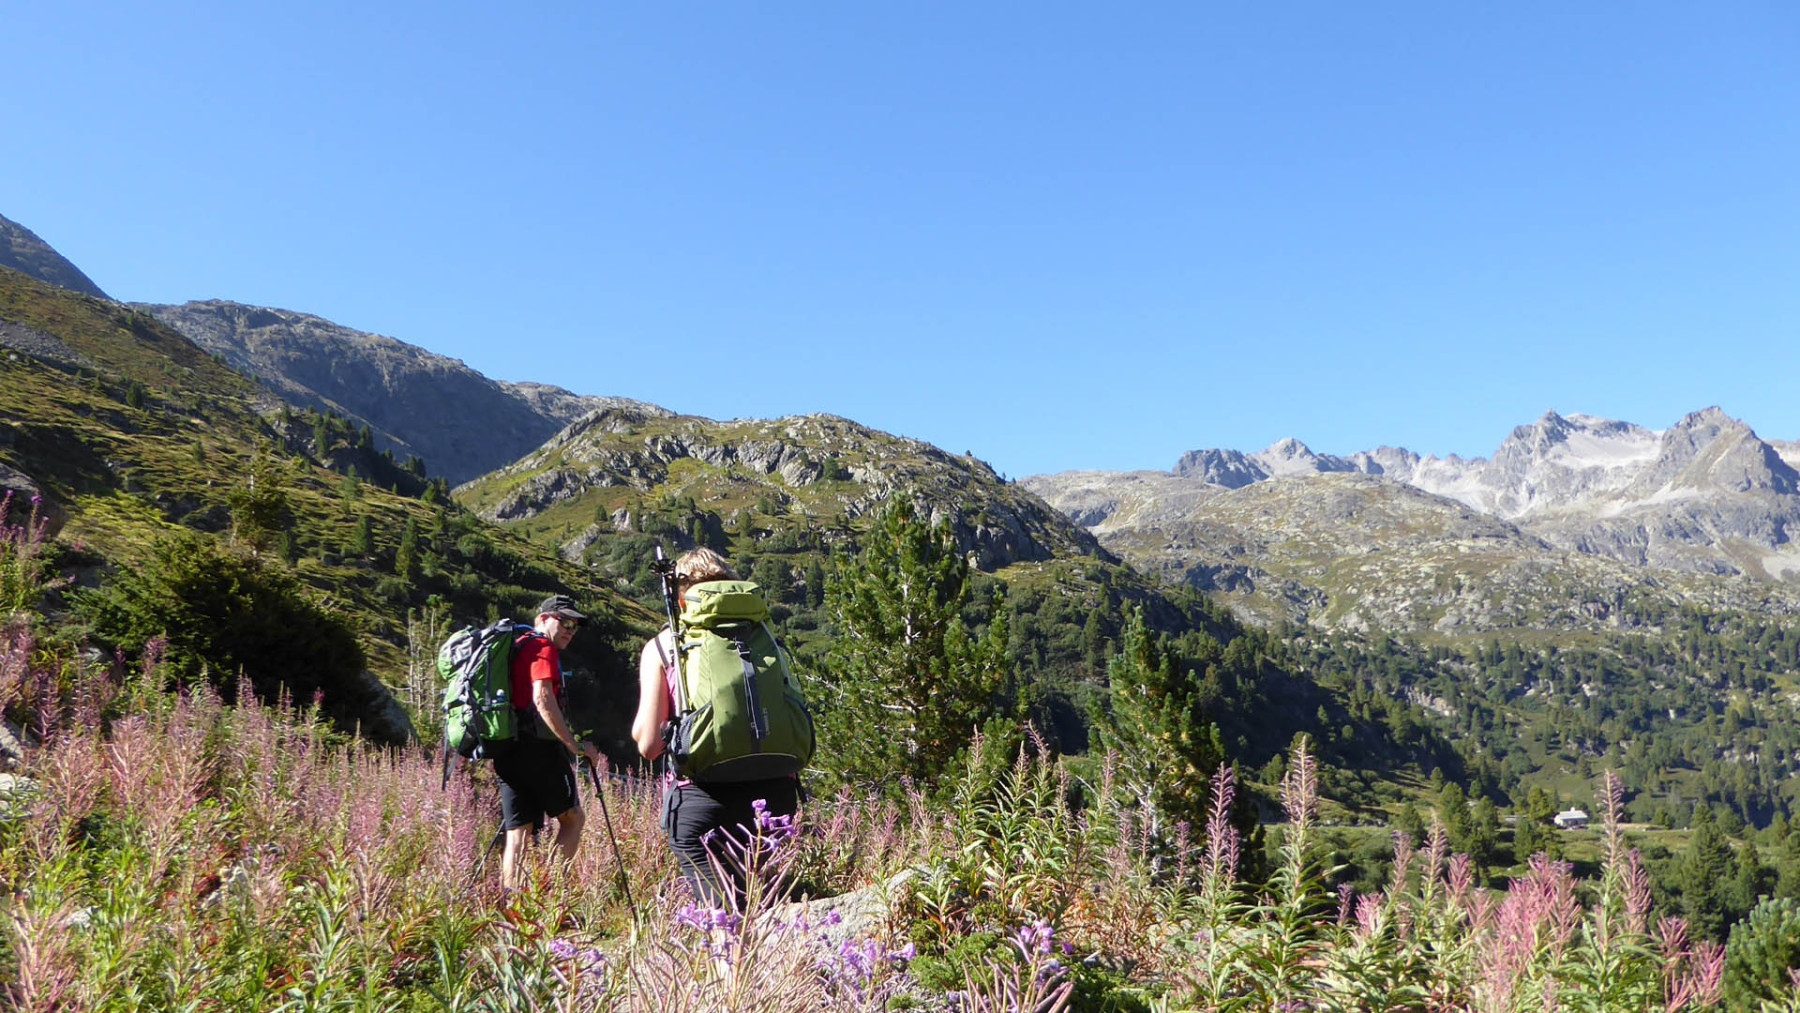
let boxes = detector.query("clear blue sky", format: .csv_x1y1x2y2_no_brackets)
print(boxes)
5,3,1797,477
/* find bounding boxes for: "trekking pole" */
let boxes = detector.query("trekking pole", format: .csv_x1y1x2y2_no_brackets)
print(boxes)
473,826,505,885
650,545,689,715
584,757,640,918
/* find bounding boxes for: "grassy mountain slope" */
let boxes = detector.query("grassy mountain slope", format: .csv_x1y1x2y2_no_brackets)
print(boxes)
458,407,1105,570
0,265,657,746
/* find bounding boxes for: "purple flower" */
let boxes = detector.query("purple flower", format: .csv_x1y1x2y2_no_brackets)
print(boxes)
1013,919,1055,956
547,939,604,971
676,903,741,935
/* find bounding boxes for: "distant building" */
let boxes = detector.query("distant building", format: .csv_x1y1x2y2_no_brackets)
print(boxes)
1554,808,1589,829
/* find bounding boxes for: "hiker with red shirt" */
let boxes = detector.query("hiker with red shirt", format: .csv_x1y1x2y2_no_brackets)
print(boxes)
495,594,602,889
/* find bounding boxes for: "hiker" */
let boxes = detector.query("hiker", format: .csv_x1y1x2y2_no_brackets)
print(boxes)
495,593,602,889
632,548,803,907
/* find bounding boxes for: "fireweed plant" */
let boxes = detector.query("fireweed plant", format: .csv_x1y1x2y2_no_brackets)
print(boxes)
0,616,1740,1011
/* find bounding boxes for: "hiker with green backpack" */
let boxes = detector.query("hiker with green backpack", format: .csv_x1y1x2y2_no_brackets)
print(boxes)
632,547,815,908
440,593,600,890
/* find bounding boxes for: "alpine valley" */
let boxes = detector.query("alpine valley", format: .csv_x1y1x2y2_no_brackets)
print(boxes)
7,208,1800,850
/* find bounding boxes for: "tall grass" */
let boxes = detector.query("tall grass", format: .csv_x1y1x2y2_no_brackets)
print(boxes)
0,588,1737,1012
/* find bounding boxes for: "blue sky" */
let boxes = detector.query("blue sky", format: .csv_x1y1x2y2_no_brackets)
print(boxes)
5,3,1797,478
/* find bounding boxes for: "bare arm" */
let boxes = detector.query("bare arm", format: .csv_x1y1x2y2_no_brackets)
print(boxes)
534,680,599,764
632,635,670,760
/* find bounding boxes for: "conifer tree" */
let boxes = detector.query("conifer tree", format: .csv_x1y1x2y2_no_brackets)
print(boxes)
819,494,1009,791
394,518,421,581
312,413,332,459
347,515,374,558
226,444,292,557
1094,605,1225,835
1679,804,1735,941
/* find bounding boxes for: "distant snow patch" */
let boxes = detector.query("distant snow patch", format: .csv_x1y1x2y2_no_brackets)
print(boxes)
1764,545,1800,581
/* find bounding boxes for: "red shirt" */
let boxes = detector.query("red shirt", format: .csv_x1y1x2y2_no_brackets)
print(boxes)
509,632,561,710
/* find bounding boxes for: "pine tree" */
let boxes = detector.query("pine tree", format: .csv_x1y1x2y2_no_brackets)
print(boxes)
1679,804,1736,941
1437,782,1473,852
394,518,420,581
1394,801,1426,845
347,515,374,558
226,444,292,557
312,414,332,459
1094,605,1225,836
819,494,1010,791
1082,607,1108,675
1467,797,1502,880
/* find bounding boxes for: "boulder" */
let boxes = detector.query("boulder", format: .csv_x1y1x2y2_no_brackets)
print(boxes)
0,465,63,539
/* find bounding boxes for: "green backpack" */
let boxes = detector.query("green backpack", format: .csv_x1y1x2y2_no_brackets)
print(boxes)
668,581,815,783
439,618,533,775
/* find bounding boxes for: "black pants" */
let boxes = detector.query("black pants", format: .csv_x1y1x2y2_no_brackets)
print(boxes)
661,778,799,909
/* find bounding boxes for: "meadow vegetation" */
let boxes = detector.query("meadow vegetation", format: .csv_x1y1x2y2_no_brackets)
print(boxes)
5,501,1794,1011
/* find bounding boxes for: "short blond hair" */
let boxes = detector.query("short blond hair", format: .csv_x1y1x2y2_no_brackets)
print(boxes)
675,547,736,591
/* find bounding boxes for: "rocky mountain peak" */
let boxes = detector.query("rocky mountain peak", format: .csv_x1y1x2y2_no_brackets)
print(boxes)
141,299,668,484
1055,407,1800,585
0,213,109,300
1636,407,1797,497
1172,448,1265,488
1264,437,1311,459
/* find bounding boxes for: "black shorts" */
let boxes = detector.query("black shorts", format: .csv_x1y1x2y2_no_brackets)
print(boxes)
493,739,579,832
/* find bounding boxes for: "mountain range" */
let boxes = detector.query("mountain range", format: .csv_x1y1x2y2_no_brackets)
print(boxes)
1024,409,1800,633
8,208,1800,647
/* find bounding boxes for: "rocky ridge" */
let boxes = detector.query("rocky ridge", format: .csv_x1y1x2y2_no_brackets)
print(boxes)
0,214,109,301
460,407,1106,572
138,300,668,484
1026,408,1800,634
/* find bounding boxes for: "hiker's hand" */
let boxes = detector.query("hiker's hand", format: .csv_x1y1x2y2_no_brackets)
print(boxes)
579,740,601,766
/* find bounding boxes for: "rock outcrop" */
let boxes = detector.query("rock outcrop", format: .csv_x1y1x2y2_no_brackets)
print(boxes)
462,409,1106,572
1027,408,1800,633
138,300,669,484
0,214,109,300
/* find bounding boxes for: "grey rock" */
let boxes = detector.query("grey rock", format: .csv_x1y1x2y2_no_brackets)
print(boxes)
0,320,93,370
136,300,670,484
0,773,37,817
765,869,917,952
0,213,109,299
345,670,417,744
0,465,63,539
1775,440,1800,473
